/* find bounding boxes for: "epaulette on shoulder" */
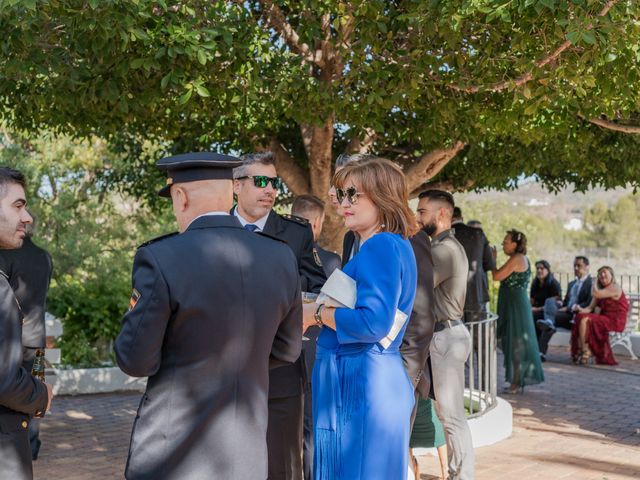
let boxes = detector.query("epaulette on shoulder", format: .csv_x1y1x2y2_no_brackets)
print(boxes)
257,231,288,244
137,232,179,249
281,213,310,226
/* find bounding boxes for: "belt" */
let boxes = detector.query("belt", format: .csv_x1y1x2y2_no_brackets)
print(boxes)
434,319,463,332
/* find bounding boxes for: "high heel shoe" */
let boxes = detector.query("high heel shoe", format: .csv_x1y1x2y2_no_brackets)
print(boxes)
502,384,524,395
579,350,593,365
572,348,583,365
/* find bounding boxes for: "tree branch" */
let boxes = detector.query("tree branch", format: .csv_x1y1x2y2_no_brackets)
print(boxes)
346,128,377,154
587,116,640,134
404,141,466,193
449,0,617,94
253,0,323,67
409,179,475,198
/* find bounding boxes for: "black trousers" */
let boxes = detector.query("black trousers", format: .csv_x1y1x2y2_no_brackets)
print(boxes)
537,310,574,355
267,395,303,480
0,411,33,480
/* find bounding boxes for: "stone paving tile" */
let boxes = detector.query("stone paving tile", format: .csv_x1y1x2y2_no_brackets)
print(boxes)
417,346,640,479
32,345,640,479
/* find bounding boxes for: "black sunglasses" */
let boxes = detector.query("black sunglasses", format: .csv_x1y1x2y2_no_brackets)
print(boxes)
236,175,282,189
335,187,365,205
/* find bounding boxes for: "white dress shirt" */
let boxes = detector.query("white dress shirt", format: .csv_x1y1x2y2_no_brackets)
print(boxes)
233,207,270,232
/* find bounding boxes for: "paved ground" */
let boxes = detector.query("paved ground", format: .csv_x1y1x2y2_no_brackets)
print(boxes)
33,345,640,479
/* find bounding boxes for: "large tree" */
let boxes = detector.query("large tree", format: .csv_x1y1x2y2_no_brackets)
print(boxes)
1,0,639,246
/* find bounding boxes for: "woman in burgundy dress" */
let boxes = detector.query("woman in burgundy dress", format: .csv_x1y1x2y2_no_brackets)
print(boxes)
571,266,629,365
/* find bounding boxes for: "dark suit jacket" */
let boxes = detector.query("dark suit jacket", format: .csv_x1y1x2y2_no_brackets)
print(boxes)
452,222,495,311
342,230,436,399
564,276,593,309
263,211,326,294
341,230,357,267
0,238,52,348
261,211,327,399
0,270,48,479
315,244,340,278
115,215,302,480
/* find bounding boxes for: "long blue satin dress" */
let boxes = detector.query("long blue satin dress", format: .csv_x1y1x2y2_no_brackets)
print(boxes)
313,232,417,480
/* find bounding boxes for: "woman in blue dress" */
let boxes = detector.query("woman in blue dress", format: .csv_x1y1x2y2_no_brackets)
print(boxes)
302,157,418,480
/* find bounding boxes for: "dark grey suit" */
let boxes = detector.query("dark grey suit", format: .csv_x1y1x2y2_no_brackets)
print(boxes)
115,215,302,480
452,222,495,322
0,270,48,480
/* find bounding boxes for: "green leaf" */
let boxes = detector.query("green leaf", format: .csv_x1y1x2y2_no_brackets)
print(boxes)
195,84,210,97
130,58,145,69
581,32,596,45
197,49,207,66
89,0,99,9
230,95,241,103
566,31,581,44
160,73,171,89
178,89,193,105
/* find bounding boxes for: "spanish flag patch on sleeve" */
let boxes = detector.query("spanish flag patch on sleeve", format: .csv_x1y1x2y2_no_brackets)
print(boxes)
129,288,141,311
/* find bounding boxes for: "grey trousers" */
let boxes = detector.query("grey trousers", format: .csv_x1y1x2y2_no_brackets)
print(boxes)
431,324,475,480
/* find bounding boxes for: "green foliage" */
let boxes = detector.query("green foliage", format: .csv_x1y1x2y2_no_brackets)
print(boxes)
0,0,638,199
0,129,175,366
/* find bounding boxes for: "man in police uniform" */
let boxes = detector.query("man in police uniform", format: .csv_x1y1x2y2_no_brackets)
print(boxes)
0,218,53,460
114,153,303,480
233,152,326,480
0,167,52,480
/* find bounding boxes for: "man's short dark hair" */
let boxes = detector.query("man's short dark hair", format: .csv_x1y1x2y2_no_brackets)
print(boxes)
575,255,589,266
234,151,277,178
0,167,26,199
453,206,462,219
418,189,455,209
291,194,325,218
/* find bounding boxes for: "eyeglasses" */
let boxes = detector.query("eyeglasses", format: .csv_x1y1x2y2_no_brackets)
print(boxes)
236,175,282,189
335,187,365,205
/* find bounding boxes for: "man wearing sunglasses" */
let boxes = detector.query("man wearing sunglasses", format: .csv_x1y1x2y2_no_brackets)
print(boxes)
233,152,326,480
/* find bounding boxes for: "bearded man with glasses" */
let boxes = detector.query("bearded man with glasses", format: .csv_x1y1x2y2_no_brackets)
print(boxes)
233,152,326,480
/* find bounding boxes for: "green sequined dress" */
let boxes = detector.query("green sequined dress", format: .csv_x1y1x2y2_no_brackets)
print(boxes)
497,260,545,387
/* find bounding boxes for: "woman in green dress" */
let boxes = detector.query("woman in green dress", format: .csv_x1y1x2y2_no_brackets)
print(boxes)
409,398,448,480
493,230,545,394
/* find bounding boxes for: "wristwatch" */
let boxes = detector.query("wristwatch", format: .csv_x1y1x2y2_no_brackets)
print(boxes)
314,304,325,326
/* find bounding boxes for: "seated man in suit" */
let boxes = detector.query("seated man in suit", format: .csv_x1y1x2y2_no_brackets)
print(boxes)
537,256,593,359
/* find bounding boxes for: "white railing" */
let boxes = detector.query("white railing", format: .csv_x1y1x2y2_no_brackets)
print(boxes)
464,312,498,418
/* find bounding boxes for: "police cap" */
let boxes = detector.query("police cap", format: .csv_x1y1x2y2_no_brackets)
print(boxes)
156,152,242,197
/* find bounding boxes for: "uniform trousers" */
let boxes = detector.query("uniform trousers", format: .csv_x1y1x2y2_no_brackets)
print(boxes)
0,409,33,480
430,323,475,480
267,395,303,480
22,350,42,460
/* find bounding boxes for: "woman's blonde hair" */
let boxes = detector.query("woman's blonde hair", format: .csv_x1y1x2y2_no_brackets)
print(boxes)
597,265,616,288
333,157,418,239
